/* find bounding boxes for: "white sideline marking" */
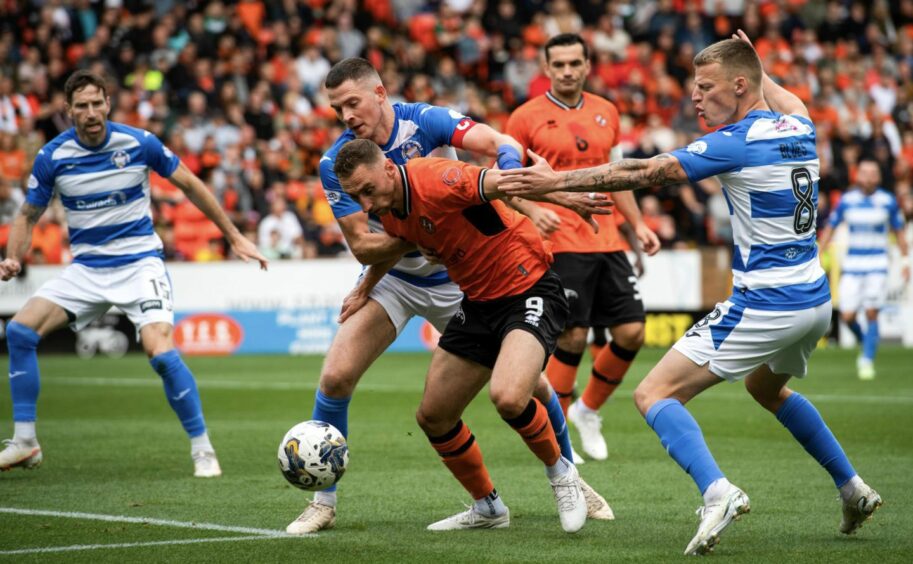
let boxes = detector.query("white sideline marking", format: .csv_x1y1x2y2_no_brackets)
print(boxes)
0,535,286,556
0,507,287,537
40,376,913,404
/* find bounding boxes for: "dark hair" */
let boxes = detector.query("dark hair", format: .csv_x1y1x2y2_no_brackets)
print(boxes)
334,139,383,180
693,39,762,87
325,58,381,89
64,70,108,104
544,33,589,63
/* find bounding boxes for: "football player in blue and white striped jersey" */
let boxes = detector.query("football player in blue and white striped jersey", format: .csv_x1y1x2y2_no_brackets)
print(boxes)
0,70,267,478
500,31,882,556
819,159,909,379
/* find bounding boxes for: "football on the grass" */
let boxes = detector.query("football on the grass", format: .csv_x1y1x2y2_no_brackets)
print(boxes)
277,420,349,491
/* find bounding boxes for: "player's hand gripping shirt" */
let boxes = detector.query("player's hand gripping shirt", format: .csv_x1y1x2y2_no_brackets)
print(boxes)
827,188,904,275
380,158,552,301
26,122,179,268
506,92,625,253
320,102,476,287
671,110,830,311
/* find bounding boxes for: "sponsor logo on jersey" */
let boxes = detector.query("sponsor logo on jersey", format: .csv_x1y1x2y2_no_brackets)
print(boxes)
75,190,128,210
140,299,163,312
441,166,462,186
111,149,131,168
687,141,708,154
326,191,341,205
400,139,423,161
419,216,436,234
594,114,607,127
27,174,38,189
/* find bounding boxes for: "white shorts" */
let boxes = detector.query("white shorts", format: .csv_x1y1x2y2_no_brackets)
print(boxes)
367,274,462,335
838,272,887,313
34,257,174,335
673,299,832,381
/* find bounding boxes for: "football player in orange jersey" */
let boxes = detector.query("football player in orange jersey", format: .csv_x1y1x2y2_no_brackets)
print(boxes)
333,138,611,533
506,34,660,462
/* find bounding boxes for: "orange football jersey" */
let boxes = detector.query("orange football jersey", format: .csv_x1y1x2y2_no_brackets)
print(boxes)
507,91,626,253
380,158,552,301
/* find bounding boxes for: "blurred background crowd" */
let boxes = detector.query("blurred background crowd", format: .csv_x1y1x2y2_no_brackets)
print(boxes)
1,0,912,264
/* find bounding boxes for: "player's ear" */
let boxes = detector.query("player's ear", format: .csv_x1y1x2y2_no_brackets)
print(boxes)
374,83,387,103
733,76,747,97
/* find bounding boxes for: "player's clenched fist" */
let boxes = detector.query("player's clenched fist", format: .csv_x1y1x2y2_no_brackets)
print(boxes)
0,259,21,281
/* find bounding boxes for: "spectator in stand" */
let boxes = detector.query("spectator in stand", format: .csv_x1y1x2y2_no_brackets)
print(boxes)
257,196,304,260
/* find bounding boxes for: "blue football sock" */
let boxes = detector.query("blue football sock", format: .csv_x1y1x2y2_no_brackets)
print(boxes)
150,350,206,438
7,322,41,423
776,393,856,488
545,390,573,461
312,390,351,493
862,320,879,361
847,320,864,344
646,399,724,495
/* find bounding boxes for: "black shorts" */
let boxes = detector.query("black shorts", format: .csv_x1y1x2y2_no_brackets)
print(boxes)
438,270,569,369
552,251,646,328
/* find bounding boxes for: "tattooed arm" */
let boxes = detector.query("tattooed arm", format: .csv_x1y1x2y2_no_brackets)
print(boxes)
0,203,46,280
499,150,688,196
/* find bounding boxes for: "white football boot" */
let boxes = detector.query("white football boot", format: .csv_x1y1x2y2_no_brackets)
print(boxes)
427,505,510,531
840,481,882,535
287,501,337,534
0,439,42,471
684,484,750,556
579,477,615,520
568,400,608,460
192,450,222,478
550,460,587,533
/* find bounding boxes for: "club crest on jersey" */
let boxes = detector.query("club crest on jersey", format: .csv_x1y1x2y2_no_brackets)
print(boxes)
111,150,131,168
594,114,607,127
774,117,799,133
401,140,423,161
419,216,436,234
686,141,707,155
441,167,462,186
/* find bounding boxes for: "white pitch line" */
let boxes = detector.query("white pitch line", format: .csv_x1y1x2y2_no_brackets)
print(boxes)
0,507,287,537
0,535,292,556
39,376,913,404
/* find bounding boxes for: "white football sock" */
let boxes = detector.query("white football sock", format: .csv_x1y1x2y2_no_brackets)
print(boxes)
14,422,37,444
473,489,507,517
314,491,337,507
545,456,572,479
839,475,863,502
190,433,213,454
703,477,733,505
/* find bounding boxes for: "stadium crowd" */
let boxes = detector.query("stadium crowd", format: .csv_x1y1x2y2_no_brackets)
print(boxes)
0,0,912,263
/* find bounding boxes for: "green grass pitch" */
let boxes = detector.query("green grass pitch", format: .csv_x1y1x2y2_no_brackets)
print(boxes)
1,346,911,562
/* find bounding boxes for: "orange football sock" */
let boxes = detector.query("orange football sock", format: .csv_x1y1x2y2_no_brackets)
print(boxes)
589,343,605,363
504,399,561,466
545,347,582,413
581,341,638,410
428,420,494,500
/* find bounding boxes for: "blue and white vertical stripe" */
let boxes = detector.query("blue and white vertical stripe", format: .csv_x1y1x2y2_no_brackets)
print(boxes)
827,188,904,274
671,110,830,311
26,122,179,268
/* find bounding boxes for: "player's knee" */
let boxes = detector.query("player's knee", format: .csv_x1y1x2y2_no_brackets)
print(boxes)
612,323,645,351
744,378,782,412
557,327,588,353
7,321,40,350
415,407,453,437
489,389,527,419
318,367,358,397
632,380,657,416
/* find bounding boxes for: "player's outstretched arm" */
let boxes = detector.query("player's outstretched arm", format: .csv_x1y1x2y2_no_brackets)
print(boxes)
0,203,45,281
337,212,415,265
168,162,269,270
482,167,613,232
733,29,809,119
499,150,688,196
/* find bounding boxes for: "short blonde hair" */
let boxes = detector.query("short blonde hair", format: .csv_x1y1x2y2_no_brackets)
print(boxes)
693,39,762,87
